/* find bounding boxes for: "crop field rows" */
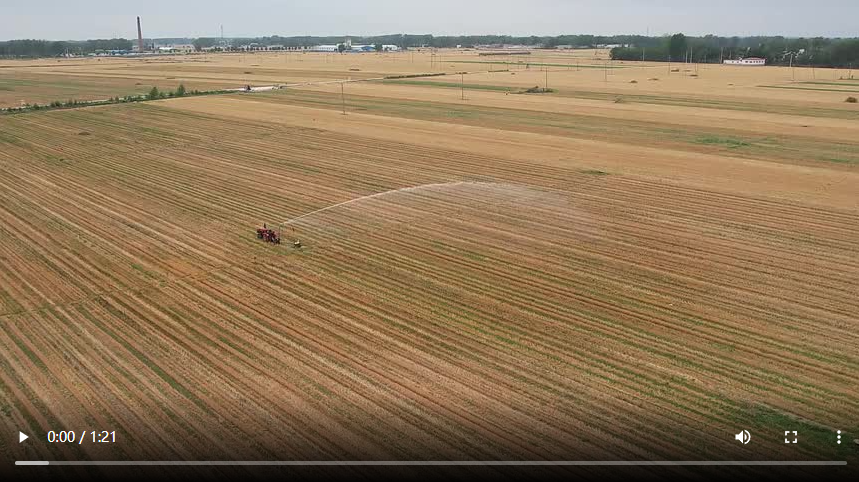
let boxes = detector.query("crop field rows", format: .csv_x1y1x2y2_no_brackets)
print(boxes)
0,70,228,109
250,89,859,167
1,88,856,474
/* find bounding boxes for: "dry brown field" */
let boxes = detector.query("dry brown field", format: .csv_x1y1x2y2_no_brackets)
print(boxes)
0,49,857,473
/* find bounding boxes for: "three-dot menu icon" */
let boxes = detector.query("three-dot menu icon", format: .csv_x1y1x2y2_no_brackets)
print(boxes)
837,430,841,444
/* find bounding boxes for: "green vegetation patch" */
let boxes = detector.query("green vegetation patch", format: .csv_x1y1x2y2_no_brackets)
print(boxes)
694,136,751,148
821,157,859,165
761,85,859,93
383,72,447,80
800,80,859,86
443,109,479,119
729,404,856,460
513,86,555,94
0,130,25,146
447,60,626,69
380,79,515,92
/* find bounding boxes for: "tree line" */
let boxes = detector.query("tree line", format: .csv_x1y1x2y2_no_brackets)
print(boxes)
192,34,666,50
2,84,230,115
0,38,132,57
189,33,859,68
610,34,859,68
3,34,858,67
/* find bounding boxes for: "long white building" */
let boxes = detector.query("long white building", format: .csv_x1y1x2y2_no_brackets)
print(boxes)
724,57,766,66
310,42,400,52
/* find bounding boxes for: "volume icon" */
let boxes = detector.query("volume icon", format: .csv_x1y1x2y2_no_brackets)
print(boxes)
735,430,751,444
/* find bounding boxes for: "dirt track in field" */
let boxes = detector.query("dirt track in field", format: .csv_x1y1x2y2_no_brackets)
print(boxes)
0,51,857,469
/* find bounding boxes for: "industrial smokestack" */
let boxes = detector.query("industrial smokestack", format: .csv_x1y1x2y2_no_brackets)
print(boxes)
137,16,144,52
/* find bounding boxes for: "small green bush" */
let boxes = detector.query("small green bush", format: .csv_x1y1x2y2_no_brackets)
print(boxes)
517,85,554,94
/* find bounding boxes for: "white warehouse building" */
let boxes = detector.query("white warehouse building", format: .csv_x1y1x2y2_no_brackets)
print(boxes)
310,42,400,52
311,45,340,52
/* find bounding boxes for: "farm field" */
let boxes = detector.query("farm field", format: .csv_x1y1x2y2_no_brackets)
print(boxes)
4,49,859,108
0,50,857,475
0,50,457,107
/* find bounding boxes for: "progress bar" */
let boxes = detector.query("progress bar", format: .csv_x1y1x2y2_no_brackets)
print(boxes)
15,461,848,466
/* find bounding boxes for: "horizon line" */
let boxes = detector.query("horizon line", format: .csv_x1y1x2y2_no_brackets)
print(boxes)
3,32,858,43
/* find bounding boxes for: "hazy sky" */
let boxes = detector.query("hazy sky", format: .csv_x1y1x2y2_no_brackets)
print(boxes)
2,0,857,40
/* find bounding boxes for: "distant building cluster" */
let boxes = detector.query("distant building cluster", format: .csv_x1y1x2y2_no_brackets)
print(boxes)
309,38,399,52
94,18,409,57
157,44,195,54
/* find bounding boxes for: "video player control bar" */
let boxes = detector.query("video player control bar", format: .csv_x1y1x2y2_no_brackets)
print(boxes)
15,461,848,466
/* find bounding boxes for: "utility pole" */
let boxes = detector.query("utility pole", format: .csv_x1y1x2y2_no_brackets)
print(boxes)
340,82,346,115
545,66,549,91
809,39,816,79
790,53,795,81
688,46,693,77
461,72,465,100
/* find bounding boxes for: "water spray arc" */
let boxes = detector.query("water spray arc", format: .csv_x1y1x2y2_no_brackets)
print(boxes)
278,182,495,246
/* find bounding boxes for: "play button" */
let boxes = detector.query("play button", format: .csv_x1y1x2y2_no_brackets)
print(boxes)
19,432,28,443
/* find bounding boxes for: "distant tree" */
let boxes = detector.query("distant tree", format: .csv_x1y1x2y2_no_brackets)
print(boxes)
337,43,346,53
84,38,133,52
374,43,383,52
148,86,160,100
192,38,218,51
50,41,68,56
175,84,186,97
668,33,687,60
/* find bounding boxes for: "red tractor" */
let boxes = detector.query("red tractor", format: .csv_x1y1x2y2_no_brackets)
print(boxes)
255,223,281,244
